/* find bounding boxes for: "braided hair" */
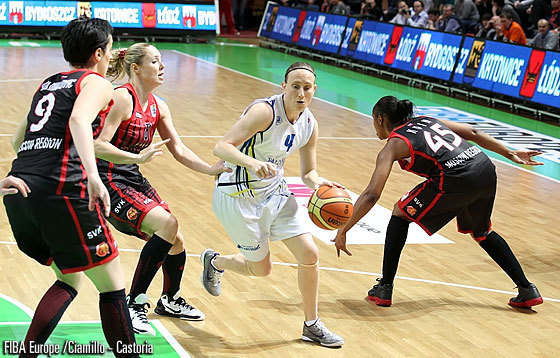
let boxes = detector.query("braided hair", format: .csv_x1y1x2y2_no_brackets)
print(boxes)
372,96,415,128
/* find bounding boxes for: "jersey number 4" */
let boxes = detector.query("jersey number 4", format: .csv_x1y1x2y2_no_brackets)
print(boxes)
30,93,55,132
424,123,461,153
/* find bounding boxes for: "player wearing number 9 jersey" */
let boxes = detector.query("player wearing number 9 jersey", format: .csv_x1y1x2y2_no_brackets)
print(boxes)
3,17,138,357
334,95,544,310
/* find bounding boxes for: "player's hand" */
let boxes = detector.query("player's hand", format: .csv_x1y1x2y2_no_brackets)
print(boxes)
316,179,345,189
332,230,352,257
252,161,277,179
207,160,232,176
508,150,543,166
137,139,170,164
0,176,31,198
87,175,111,217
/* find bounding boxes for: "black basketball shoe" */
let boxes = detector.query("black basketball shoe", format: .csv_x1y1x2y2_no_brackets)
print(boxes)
367,278,393,307
509,283,543,308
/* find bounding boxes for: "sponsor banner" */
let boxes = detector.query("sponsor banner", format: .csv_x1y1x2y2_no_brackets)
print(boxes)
390,26,463,81
527,50,560,108
259,3,277,38
470,40,532,98
295,11,347,54
337,16,356,57
91,2,142,28
154,3,215,30
265,5,300,43
285,177,453,246
417,106,560,164
0,1,216,30
453,36,476,84
349,20,393,64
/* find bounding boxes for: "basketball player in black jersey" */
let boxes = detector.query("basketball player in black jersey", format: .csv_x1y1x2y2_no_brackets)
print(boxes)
95,43,229,335
3,18,138,357
333,96,544,309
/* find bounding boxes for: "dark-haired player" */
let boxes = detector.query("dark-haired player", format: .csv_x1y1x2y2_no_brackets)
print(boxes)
4,17,138,356
334,95,544,310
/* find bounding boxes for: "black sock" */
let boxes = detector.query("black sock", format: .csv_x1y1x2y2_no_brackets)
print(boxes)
99,289,139,358
162,250,185,298
129,234,172,301
22,281,77,357
479,231,531,288
380,216,410,286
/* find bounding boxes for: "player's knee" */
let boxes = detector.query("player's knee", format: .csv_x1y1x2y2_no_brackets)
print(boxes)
299,246,319,267
249,260,273,277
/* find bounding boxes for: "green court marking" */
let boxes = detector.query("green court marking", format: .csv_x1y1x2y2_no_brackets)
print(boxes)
0,322,183,357
1,39,558,180
0,294,32,323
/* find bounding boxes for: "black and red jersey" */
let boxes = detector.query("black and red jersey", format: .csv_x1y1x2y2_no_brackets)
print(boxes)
9,69,111,197
97,83,160,180
389,116,495,192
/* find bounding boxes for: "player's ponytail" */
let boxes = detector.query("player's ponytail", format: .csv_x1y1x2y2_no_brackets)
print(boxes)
106,42,152,81
372,96,415,128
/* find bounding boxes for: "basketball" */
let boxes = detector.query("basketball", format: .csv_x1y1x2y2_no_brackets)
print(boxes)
308,185,354,230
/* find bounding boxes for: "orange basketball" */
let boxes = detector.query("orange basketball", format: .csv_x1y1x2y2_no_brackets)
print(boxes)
307,185,353,230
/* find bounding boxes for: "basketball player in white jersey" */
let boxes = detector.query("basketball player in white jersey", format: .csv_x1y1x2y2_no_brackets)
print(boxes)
200,62,344,347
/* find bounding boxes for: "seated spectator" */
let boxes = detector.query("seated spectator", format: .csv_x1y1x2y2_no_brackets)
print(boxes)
501,10,527,44
426,9,441,29
455,0,480,32
330,0,352,14
408,0,430,27
490,15,506,40
436,4,463,32
361,0,384,20
391,1,411,24
525,0,552,32
297,0,321,11
321,0,330,11
551,0,560,32
529,19,560,49
476,13,495,36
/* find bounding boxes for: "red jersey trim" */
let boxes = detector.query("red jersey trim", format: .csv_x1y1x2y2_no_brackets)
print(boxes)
388,132,414,171
56,125,72,195
63,196,93,267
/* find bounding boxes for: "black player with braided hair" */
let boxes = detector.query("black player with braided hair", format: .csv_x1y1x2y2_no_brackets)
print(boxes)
333,96,544,309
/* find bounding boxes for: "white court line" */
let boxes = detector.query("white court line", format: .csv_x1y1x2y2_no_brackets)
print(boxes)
152,320,192,358
171,49,560,184
0,134,374,140
0,293,34,318
2,241,557,303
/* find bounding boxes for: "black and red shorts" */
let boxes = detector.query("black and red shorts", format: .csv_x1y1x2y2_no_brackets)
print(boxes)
105,174,169,240
398,179,496,241
3,175,118,274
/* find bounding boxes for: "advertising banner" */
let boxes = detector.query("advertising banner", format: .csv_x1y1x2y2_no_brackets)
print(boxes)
0,1,217,30
295,11,347,54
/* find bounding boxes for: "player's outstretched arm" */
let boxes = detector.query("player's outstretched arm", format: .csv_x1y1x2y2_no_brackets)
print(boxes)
442,120,543,165
155,98,230,175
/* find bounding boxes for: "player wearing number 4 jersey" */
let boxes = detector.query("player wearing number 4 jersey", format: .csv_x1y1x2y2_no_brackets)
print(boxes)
334,96,544,309
201,62,344,347
4,17,138,357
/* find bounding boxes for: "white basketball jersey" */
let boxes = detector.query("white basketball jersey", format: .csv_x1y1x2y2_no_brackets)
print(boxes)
217,93,316,199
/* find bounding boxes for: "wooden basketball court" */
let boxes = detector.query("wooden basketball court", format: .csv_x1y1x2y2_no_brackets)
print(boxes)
0,45,559,357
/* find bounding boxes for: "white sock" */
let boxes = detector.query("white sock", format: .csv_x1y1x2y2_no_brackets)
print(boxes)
304,318,319,327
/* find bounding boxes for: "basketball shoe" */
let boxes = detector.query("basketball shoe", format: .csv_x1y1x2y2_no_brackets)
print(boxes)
127,293,156,336
155,293,205,321
200,249,223,296
509,283,544,308
367,278,393,306
301,318,344,347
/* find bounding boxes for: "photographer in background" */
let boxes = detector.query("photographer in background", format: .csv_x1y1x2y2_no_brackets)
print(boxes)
390,0,411,24
408,0,429,27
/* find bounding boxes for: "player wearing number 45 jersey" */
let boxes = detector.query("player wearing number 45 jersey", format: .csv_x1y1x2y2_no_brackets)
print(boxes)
334,96,544,309
4,17,138,357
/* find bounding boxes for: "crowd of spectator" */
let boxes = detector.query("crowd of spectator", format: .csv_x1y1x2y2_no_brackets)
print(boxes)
285,0,560,50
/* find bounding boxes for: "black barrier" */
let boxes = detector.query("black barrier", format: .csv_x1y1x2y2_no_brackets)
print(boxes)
259,2,560,111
